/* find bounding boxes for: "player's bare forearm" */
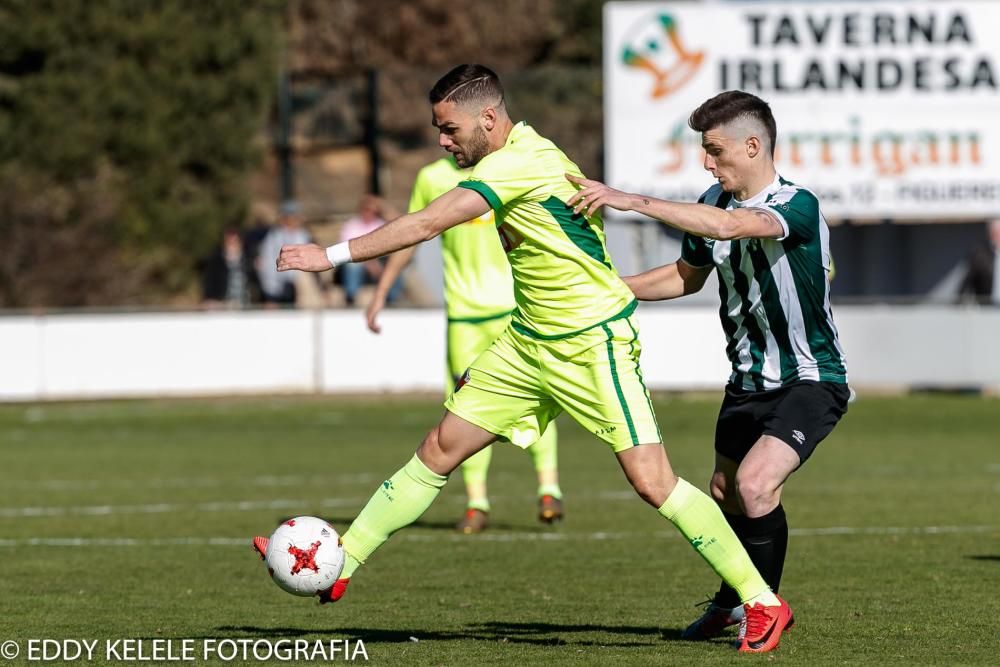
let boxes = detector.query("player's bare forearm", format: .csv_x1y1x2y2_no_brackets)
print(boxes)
623,265,686,301
565,174,782,240
276,215,429,273
631,199,783,240
348,214,432,263
365,245,416,334
352,187,489,262
275,218,428,274
368,247,413,317
633,199,734,240
623,261,709,301
278,187,489,273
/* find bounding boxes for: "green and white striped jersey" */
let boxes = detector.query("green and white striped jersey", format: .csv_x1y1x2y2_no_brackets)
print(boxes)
681,175,848,391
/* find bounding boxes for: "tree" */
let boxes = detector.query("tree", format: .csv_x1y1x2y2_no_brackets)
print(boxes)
0,0,281,307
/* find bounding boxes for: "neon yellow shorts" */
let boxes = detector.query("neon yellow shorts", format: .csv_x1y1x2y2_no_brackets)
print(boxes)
444,314,662,452
445,313,511,390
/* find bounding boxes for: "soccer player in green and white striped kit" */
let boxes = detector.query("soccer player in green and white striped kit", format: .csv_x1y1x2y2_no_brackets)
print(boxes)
567,90,849,642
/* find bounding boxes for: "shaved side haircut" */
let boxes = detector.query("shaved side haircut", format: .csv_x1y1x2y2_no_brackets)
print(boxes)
689,91,777,157
429,64,507,113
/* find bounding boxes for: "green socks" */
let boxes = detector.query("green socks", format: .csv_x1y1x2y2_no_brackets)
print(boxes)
340,454,448,579
658,477,778,605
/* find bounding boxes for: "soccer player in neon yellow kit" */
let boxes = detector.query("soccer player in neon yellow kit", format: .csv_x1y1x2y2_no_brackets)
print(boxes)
365,156,563,533
259,64,794,653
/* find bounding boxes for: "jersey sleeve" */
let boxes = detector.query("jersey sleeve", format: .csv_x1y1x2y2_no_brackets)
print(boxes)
457,149,533,214
761,190,820,245
680,233,714,268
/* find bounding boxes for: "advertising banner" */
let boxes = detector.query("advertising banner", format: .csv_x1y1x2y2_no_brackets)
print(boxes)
604,1,1000,219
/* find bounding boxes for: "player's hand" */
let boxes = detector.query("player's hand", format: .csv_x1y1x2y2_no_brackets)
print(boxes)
565,173,638,217
365,293,386,334
277,244,332,272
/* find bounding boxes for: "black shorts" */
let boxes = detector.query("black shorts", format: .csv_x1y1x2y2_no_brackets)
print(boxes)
714,381,850,465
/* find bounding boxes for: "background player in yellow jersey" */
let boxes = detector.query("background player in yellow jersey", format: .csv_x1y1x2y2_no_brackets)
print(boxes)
259,64,795,653
365,156,563,533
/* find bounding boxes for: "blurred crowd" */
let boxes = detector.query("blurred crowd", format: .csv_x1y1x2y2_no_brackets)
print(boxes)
199,195,406,310
201,210,1000,311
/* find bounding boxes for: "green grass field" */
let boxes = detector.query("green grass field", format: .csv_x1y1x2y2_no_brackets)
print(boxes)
1,393,997,665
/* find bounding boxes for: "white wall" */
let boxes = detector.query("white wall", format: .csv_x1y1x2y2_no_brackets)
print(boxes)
833,305,1000,389
1,311,316,400
1,306,997,401
319,310,447,392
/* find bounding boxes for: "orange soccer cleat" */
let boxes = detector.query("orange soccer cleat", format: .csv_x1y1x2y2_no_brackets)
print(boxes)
537,495,563,524
252,536,269,560
317,578,350,604
456,508,489,534
736,595,795,653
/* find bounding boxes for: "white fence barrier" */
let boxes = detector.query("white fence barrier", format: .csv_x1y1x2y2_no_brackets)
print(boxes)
1,306,997,401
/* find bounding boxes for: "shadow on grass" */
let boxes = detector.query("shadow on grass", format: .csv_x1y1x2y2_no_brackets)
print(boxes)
408,518,550,532
270,514,550,533
202,622,700,647
966,555,1000,562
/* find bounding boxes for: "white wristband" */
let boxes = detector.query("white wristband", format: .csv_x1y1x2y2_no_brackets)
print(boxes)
325,242,353,268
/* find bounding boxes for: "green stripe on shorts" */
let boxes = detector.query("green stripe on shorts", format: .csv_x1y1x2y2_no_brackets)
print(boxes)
601,323,638,445
625,317,662,443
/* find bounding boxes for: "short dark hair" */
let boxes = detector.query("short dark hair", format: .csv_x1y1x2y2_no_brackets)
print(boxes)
688,91,777,156
429,64,506,111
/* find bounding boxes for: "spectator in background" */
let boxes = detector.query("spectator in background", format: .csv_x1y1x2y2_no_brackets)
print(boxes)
201,225,255,309
338,195,403,306
256,200,312,307
958,218,1000,305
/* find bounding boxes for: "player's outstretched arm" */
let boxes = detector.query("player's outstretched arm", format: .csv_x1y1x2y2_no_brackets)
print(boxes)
565,174,783,241
277,187,490,273
366,245,417,334
623,260,711,301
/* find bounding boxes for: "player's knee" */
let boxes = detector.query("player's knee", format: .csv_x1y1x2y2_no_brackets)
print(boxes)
418,425,440,451
734,470,778,513
711,477,741,514
629,472,670,508
709,472,728,504
417,426,448,469
417,423,467,475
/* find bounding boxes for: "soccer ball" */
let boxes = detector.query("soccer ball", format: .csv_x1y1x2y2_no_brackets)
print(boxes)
264,516,345,597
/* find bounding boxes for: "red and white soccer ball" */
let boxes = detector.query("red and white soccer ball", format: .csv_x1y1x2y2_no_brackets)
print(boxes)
264,516,345,597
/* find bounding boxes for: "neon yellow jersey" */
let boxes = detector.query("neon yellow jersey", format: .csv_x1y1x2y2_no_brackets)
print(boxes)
409,157,514,321
458,122,635,339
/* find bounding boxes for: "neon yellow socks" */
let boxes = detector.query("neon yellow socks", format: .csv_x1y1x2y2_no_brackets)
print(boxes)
340,454,448,579
531,423,562,499
460,422,562,509
460,447,492,512
658,477,779,606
